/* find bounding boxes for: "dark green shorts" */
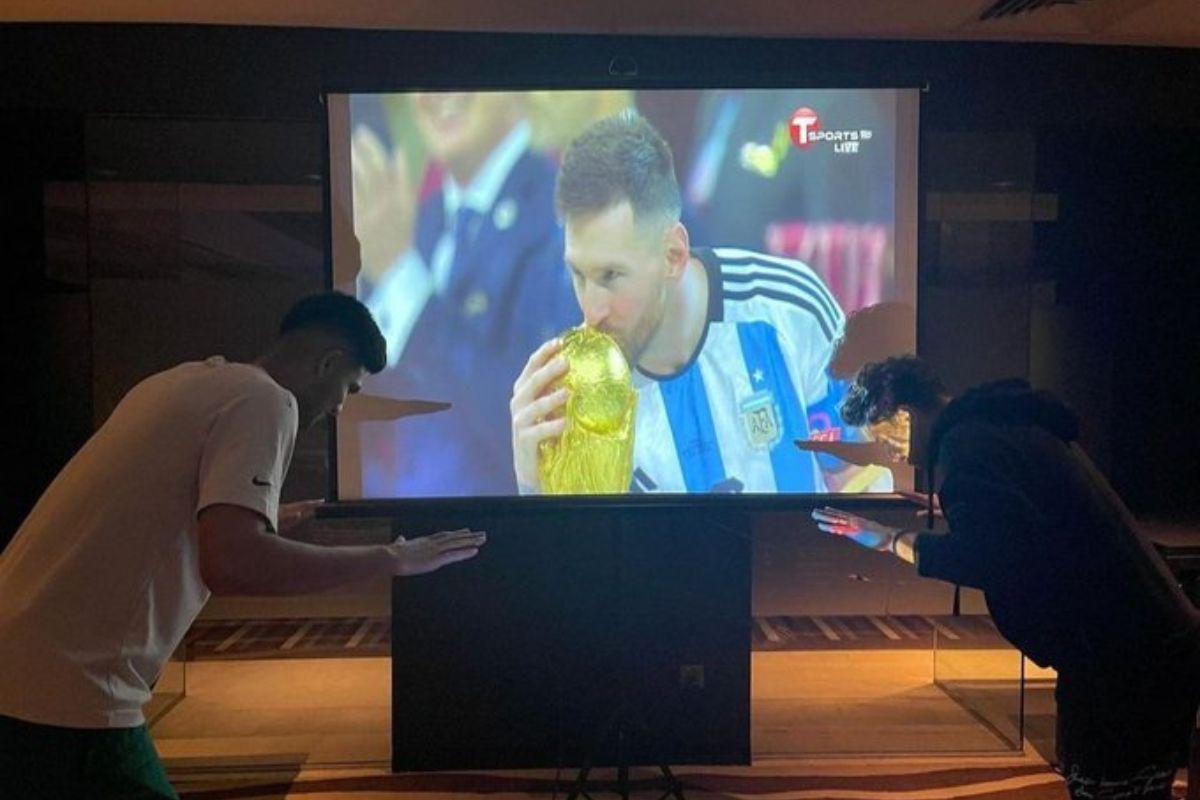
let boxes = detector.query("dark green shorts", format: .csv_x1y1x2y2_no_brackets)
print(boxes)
0,713,178,799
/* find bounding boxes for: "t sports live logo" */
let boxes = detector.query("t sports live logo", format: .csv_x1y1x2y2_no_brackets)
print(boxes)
789,107,873,155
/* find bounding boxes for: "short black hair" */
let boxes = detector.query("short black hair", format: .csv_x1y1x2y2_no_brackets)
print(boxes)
279,292,386,374
555,110,682,228
841,355,945,427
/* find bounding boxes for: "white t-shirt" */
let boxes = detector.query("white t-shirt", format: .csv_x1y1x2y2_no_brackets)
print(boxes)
0,357,297,728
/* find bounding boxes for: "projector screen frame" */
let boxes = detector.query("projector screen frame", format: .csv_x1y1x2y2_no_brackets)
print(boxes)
321,58,927,510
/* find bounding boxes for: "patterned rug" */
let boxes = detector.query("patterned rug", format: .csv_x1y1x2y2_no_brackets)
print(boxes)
177,764,1079,800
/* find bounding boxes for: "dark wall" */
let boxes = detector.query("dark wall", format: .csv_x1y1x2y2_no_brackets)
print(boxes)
1,24,1197,542
1,110,89,542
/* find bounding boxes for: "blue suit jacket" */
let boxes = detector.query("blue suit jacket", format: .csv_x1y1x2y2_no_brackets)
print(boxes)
364,149,579,497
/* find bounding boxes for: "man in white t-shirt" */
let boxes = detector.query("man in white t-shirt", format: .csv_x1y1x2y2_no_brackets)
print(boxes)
0,292,485,799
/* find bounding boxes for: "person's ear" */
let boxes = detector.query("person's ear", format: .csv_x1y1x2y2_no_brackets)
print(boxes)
316,348,346,378
663,221,690,279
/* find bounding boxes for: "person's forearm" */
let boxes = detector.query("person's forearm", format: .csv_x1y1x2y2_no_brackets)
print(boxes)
205,532,391,596
818,440,895,469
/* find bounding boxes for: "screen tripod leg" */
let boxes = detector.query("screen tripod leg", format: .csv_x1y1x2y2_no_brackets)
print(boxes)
567,763,593,800
658,764,685,800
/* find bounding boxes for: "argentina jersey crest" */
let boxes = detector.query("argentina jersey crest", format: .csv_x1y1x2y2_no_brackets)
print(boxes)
739,389,782,451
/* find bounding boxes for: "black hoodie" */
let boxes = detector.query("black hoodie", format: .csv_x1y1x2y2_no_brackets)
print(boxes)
914,380,1200,670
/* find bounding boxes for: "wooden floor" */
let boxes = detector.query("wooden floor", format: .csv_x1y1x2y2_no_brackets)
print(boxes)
152,650,1055,771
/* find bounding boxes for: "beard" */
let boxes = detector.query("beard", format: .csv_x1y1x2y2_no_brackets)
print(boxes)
605,321,649,367
603,289,667,369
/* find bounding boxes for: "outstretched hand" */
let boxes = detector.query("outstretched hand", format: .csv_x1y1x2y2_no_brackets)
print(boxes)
811,506,900,552
387,528,488,576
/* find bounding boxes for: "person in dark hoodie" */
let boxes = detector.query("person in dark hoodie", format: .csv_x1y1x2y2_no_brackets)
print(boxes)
809,355,1200,800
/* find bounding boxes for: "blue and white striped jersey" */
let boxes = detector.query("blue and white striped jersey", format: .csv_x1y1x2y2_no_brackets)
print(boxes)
630,247,845,494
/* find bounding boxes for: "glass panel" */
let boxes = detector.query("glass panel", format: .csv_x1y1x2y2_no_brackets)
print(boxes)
932,617,1026,752
752,509,1024,757
146,645,187,728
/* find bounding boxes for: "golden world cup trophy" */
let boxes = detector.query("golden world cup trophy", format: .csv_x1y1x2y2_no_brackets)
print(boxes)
537,326,636,494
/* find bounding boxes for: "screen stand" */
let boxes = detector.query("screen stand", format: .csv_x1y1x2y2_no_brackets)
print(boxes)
565,702,685,800
566,517,686,800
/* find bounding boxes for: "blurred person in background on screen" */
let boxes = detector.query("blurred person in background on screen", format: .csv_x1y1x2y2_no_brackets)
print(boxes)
511,111,885,495
0,293,485,799
351,91,578,496
527,89,634,158
812,355,1200,800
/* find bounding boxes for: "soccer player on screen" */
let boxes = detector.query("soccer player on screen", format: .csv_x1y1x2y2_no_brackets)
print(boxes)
510,111,852,494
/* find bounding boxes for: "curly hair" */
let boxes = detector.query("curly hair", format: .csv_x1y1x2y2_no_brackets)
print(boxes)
840,355,945,427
